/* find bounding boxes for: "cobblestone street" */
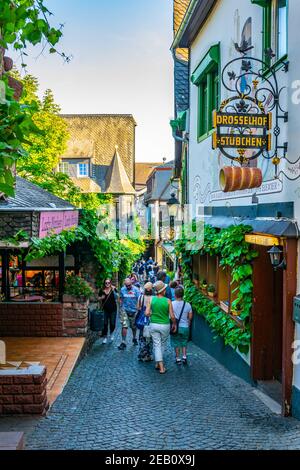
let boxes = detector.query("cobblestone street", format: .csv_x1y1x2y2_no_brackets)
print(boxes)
1,328,293,450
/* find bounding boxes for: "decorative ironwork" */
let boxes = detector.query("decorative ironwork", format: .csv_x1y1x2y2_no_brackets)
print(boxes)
213,49,298,180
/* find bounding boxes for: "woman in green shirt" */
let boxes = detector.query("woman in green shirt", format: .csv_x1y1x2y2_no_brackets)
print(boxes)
146,281,177,374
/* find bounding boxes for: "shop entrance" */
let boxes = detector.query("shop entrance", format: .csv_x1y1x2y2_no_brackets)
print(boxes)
251,245,283,403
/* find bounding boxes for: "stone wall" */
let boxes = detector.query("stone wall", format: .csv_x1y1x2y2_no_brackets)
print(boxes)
0,211,39,239
62,295,89,337
0,298,93,339
0,303,63,337
0,365,49,415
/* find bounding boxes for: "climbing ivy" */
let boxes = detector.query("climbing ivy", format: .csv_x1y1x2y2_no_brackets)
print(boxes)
25,209,145,286
175,224,258,353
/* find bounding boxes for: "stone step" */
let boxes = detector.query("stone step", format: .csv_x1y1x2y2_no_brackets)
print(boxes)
0,432,24,450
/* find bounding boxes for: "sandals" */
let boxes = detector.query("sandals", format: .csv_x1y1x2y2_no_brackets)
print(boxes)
155,364,167,374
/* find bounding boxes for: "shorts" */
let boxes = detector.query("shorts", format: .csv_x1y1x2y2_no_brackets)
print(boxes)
120,308,137,329
170,327,190,348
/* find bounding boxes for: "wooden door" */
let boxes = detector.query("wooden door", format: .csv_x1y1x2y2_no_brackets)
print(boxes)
251,245,283,381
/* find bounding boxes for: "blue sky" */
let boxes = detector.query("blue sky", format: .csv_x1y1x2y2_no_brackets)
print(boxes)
13,0,174,163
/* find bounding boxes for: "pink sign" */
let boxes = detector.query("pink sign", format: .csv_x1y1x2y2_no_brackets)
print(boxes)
39,211,79,238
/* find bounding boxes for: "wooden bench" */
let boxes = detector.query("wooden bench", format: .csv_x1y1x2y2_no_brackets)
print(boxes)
0,432,24,450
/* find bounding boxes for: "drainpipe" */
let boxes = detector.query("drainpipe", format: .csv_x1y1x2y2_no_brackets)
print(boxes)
172,128,189,143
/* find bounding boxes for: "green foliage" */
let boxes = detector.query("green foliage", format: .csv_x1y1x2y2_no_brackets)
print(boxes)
64,274,93,299
175,224,258,353
25,226,88,261
0,0,68,61
0,78,38,196
26,209,145,288
2,228,29,245
15,74,69,175
0,0,67,196
13,73,111,211
184,279,251,354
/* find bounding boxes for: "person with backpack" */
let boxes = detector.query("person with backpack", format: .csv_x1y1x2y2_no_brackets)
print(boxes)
99,278,118,344
171,287,193,365
136,282,154,362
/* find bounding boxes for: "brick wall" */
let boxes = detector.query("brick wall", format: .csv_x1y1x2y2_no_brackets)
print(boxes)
0,303,63,337
0,366,49,415
62,295,89,337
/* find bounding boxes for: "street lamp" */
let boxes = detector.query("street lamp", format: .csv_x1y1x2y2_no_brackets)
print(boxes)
267,245,287,270
167,193,180,217
167,193,180,240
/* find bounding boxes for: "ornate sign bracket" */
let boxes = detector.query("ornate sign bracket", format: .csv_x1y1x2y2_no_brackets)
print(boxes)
213,50,300,182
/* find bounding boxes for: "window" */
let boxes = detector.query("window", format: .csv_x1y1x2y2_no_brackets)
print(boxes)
58,162,69,175
277,0,288,59
191,44,220,141
77,163,89,177
253,0,288,66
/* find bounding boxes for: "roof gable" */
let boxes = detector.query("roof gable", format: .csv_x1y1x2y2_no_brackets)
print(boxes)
61,114,136,184
105,147,136,195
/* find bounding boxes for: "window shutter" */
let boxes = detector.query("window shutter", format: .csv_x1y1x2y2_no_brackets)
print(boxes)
251,0,270,6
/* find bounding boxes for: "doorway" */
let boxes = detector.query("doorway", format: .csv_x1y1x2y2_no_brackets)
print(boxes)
251,245,283,403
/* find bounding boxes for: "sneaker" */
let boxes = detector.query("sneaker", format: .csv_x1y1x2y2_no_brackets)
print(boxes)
175,358,182,365
133,338,138,346
118,342,126,350
102,338,107,344
110,335,115,343
182,357,188,365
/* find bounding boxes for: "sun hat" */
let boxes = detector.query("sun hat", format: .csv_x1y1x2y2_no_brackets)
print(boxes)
154,281,166,294
144,282,153,291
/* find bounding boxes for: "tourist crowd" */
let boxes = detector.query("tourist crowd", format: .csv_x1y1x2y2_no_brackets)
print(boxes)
98,257,193,374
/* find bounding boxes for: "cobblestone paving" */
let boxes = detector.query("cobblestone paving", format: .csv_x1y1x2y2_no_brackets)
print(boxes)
14,329,300,449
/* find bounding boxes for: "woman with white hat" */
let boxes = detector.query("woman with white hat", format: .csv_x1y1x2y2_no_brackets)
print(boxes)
146,280,177,374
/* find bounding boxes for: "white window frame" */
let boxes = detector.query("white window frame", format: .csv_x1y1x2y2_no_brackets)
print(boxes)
271,0,288,63
58,161,69,175
77,162,89,178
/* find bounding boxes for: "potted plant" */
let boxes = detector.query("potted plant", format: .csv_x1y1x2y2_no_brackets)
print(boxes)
201,279,208,293
64,274,93,301
231,300,243,317
207,284,216,298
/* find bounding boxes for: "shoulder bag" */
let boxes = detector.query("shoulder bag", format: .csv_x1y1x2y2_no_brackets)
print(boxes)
170,301,186,336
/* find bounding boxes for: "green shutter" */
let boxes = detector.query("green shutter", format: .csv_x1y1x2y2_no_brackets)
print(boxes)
262,1,272,66
197,83,204,137
191,43,220,85
251,0,270,6
207,72,213,131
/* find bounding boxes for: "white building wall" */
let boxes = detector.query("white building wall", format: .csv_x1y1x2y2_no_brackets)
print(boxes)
188,0,295,211
187,0,300,389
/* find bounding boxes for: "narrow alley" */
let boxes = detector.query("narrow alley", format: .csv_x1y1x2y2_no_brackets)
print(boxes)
2,330,299,450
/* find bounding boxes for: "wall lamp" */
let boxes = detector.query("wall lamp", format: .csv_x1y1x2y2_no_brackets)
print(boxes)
267,245,287,271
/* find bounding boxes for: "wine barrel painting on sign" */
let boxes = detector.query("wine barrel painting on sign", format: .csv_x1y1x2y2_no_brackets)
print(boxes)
219,166,263,193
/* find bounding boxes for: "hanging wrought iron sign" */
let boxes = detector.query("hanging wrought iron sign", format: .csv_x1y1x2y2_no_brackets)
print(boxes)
212,50,293,178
